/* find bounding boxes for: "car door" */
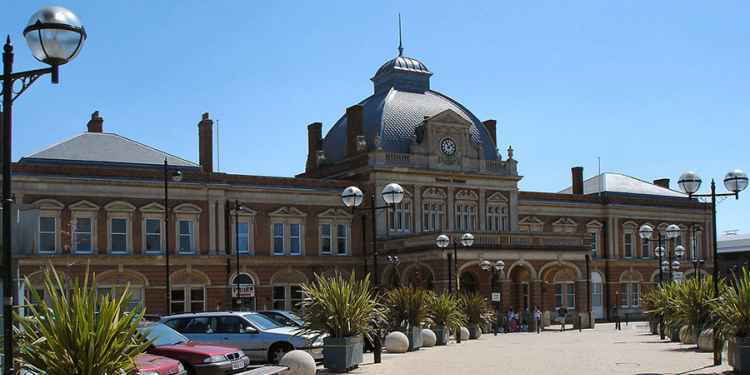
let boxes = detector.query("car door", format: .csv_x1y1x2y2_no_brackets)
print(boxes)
215,315,266,362
176,317,218,346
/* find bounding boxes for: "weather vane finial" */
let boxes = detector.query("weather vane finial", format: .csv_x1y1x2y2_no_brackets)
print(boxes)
398,13,404,57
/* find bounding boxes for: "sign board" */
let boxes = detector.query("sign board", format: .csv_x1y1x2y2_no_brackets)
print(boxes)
232,284,255,298
672,272,684,282
491,292,502,302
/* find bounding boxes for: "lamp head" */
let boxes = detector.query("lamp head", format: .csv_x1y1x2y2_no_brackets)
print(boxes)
461,233,474,247
23,6,86,66
381,183,404,205
666,224,681,239
724,169,748,194
678,171,702,195
341,186,364,208
436,234,450,248
639,224,654,240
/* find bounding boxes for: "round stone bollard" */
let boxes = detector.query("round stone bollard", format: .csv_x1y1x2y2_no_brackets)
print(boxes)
698,328,714,352
421,328,437,347
679,325,696,345
385,331,409,353
279,350,316,375
459,326,470,341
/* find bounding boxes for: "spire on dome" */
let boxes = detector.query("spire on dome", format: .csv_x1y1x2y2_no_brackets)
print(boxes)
398,13,404,57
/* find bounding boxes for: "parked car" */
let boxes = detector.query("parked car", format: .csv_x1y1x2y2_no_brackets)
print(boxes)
138,322,250,375
17,353,187,375
136,353,188,375
161,311,324,364
257,310,304,328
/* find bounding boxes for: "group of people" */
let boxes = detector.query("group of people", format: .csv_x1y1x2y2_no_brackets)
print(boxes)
496,306,543,334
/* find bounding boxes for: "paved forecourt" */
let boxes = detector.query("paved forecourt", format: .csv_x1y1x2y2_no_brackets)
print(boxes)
322,323,732,375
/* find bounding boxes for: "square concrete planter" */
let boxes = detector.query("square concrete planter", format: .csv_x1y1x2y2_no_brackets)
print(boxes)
407,326,423,351
323,335,364,373
734,336,750,375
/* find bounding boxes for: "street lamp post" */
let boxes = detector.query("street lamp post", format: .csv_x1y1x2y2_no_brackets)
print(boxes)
640,223,683,340
678,169,747,366
1,7,86,374
231,200,252,310
435,233,473,343
692,259,705,282
387,255,400,287
341,183,404,364
479,259,504,336
163,159,182,316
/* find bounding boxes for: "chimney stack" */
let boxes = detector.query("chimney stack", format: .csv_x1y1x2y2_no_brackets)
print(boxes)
483,119,497,146
653,178,670,189
572,166,584,195
198,112,213,173
345,105,364,157
305,122,323,173
87,111,103,133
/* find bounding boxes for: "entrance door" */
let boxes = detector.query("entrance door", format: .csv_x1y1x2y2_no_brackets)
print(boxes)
591,272,604,320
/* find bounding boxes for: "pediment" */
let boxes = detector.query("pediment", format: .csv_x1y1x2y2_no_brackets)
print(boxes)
487,192,508,203
69,200,100,211
553,217,577,226
422,187,447,200
427,109,473,127
173,203,202,214
269,206,307,217
455,189,479,201
318,208,353,219
586,219,604,229
104,201,136,212
140,202,165,213
33,199,64,210
519,216,544,225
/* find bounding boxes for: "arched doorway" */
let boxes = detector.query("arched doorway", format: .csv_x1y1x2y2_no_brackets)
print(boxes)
508,266,532,311
460,271,478,294
270,270,308,312
403,264,435,290
231,273,256,311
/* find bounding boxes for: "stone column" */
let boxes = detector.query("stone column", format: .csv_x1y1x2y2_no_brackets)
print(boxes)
217,200,226,254
479,188,487,231
208,198,217,255
509,190,519,231
414,184,422,232
447,187,455,231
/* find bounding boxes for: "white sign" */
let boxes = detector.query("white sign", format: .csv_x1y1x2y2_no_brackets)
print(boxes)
491,292,502,302
232,284,255,298
673,272,684,282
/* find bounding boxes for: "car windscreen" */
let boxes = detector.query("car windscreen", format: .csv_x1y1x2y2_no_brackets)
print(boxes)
284,312,304,326
243,313,281,330
139,323,189,346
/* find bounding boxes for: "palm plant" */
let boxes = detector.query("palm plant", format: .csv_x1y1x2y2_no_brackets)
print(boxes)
427,292,466,329
14,264,148,375
384,287,430,331
461,293,491,326
298,272,383,339
712,268,750,340
671,275,719,340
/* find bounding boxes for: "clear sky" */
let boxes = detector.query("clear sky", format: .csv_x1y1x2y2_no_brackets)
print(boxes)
2,1,748,233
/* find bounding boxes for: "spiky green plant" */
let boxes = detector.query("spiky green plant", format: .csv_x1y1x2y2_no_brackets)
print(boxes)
384,287,430,330
671,275,721,336
426,292,466,329
712,268,750,340
642,281,682,330
13,265,148,375
461,293,492,326
299,273,383,339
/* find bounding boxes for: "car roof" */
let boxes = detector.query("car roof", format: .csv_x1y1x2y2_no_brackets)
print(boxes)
162,311,257,319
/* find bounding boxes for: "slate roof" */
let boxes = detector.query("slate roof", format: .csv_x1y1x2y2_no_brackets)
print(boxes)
20,132,197,167
718,233,750,254
558,172,687,198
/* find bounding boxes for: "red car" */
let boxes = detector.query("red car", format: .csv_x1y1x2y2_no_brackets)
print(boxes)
138,322,250,375
136,353,187,375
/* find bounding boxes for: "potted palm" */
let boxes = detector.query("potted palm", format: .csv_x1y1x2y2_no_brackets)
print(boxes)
427,292,465,345
461,293,490,339
385,287,429,351
14,265,149,375
712,268,750,374
671,276,717,346
299,273,383,373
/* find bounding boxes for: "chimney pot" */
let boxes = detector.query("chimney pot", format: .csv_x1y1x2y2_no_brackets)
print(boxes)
198,113,213,173
653,178,670,189
345,105,364,157
87,110,103,133
306,122,323,173
572,166,584,195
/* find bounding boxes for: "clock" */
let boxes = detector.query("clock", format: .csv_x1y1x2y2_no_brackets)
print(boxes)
440,137,457,156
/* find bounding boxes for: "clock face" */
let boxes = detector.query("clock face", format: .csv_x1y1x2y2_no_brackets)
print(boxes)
440,137,457,156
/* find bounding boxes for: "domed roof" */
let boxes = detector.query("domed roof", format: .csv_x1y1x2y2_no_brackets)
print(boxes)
374,56,431,77
322,54,498,163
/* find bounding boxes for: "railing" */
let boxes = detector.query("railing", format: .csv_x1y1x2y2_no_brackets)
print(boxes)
371,151,517,176
383,231,588,251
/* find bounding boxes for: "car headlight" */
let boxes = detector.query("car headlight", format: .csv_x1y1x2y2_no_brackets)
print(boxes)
177,362,186,372
139,372,160,375
203,355,227,363
312,336,324,347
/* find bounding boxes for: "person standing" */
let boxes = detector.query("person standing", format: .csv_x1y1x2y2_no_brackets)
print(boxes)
534,306,542,334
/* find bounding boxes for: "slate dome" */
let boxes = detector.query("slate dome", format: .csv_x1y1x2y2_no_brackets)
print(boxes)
321,53,498,162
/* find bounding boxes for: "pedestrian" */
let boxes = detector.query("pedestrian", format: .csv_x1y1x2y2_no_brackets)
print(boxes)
534,306,542,334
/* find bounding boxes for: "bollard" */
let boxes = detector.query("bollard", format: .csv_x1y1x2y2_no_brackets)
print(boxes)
625,313,629,326
578,315,582,332
374,334,382,364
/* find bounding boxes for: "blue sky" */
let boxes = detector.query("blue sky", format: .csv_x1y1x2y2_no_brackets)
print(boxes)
2,1,748,233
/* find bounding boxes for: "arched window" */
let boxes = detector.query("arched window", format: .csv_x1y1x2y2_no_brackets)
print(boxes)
553,269,576,309
422,188,446,232
389,197,412,233
270,270,308,312
171,269,209,313
486,192,509,232
231,273,256,311
455,190,478,232
620,271,642,308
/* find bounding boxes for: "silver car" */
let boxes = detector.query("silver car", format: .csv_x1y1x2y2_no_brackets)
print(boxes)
161,312,323,364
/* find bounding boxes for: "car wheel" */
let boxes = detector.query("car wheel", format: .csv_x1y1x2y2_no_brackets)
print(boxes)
268,342,293,364
181,361,196,375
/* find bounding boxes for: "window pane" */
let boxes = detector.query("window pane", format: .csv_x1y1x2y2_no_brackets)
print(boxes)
274,238,284,254
146,234,161,252
111,218,127,234
290,237,300,254
171,289,185,301
190,287,204,301
77,234,92,252
77,218,91,232
180,221,192,235
290,224,300,237
337,224,347,255
273,223,284,236
321,224,330,236
40,233,55,253
111,234,127,253
273,286,285,300
40,217,55,232
146,219,160,234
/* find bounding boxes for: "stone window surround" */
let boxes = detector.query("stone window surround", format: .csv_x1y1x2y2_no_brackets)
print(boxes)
422,187,447,233
389,190,413,234
104,201,136,255
174,203,202,255
69,200,100,255
230,207,257,255
454,189,478,232
33,199,64,255
139,203,166,255
586,220,604,258
622,221,638,259
552,217,578,234
318,209,352,256
519,216,544,233
269,207,307,256
486,192,509,232
619,271,643,308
